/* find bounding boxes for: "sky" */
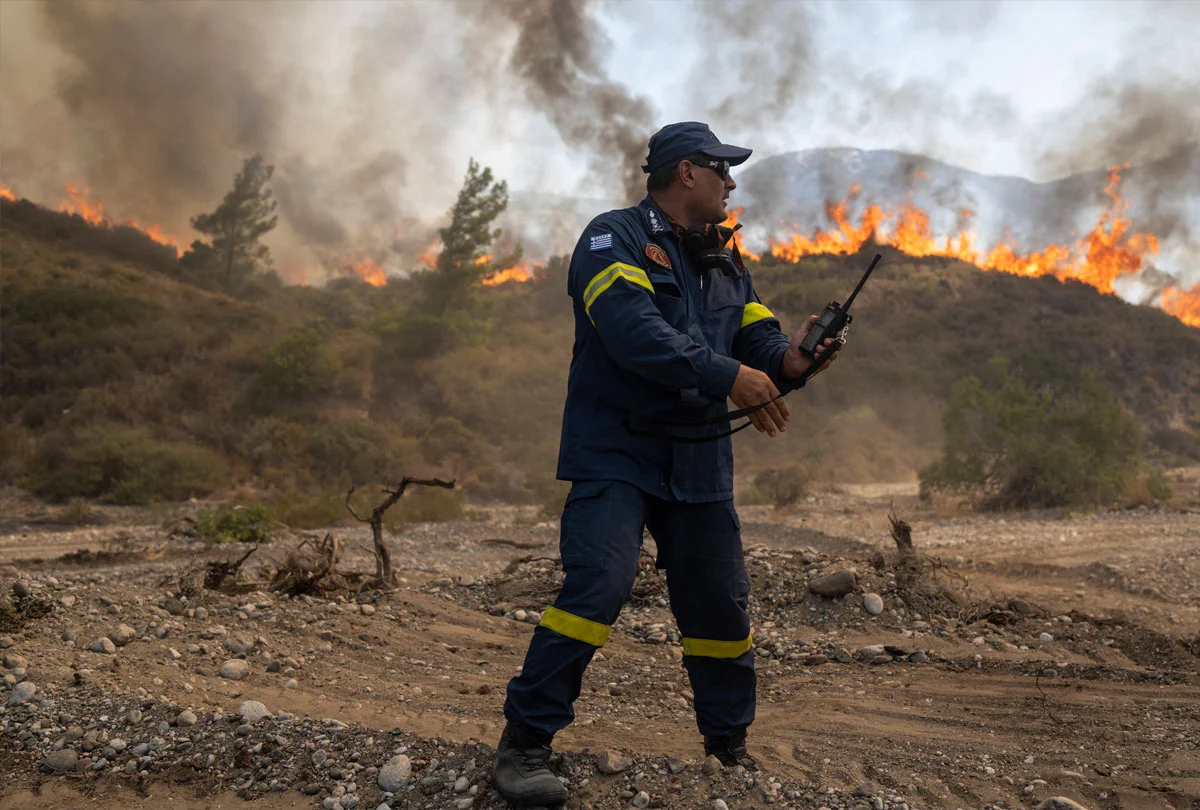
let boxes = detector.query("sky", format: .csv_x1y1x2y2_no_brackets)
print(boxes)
0,0,1196,283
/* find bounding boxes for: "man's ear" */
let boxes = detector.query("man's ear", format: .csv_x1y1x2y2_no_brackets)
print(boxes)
678,160,697,189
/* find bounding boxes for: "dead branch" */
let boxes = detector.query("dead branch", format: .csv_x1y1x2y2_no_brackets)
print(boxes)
345,477,455,588
888,502,914,553
203,544,258,590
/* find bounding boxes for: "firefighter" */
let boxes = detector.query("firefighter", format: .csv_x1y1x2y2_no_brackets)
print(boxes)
492,122,841,807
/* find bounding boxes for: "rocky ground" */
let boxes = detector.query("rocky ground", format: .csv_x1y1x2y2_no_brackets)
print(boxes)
0,470,1197,810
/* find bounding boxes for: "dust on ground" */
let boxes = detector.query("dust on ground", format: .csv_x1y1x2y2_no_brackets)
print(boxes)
0,470,1197,810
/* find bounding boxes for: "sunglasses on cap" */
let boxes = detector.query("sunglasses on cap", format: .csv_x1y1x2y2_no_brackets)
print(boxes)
689,157,731,181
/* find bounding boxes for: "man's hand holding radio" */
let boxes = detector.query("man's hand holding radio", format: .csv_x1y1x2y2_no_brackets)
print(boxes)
782,314,843,381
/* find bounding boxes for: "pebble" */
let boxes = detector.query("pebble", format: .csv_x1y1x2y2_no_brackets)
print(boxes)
863,593,884,615
453,775,470,793
702,754,723,776
713,801,730,810
3,653,29,670
360,604,376,616
596,750,630,774
12,581,31,599
176,709,198,726
1034,799,1091,810
41,749,78,772
378,754,412,792
7,681,36,705
238,700,271,723
1039,632,1054,642
219,659,250,680
809,570,857,598
632,790,650,808
90,637,116,654
110,624,137,646
225,635,255,655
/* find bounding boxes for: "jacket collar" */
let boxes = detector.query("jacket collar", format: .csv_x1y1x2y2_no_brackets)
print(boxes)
638,195,680,239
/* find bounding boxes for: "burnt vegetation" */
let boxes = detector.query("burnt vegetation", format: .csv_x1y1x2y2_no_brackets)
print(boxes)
1,190,1196,519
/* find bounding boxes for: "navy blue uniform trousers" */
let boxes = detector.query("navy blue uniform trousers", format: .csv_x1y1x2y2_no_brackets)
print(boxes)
504,480,755,739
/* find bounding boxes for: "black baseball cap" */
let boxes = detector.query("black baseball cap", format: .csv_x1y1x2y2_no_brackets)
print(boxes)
641,122,753,174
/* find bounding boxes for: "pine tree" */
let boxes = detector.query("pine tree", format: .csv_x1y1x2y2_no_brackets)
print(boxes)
421,159,511,314
189,154,278,282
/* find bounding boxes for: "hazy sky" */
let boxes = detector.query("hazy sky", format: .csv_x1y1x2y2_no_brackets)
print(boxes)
1,0,1195,280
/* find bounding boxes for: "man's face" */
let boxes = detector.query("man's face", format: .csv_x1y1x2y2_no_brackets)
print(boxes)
684,158,737,224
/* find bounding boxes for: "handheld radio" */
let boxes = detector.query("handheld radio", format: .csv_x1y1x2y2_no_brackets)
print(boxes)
797,252,882,360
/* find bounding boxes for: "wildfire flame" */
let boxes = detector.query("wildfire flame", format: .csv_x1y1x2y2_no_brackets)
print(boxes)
764,166,1183,320
56,183,183,256
418,238,442,269
481,260,537,286
722,207,760,262
1160,283,1200,327
342,254,387,287
0,185,15,202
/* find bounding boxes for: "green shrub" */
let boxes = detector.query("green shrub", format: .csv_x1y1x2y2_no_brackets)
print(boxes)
257,327,337,403
749,465,812,507
919,358,1143,509
193,503,274,543
306,418,392,483
23,426,226,504
265,490,347,529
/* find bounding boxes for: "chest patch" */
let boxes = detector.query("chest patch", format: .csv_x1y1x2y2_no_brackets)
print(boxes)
644,243,672,269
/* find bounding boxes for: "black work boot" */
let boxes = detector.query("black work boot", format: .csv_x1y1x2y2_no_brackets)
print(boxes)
704,729,759,771
492,722,569,807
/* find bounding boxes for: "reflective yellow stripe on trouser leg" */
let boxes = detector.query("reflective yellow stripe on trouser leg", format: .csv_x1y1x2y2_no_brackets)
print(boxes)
680,634,754,658
539,606,612,647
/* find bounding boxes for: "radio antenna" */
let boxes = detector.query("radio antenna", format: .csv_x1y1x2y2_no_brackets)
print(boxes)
843,253,882,311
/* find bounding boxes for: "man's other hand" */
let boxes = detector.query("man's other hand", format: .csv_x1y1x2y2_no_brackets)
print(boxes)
782,314,843,381
730,366,789,437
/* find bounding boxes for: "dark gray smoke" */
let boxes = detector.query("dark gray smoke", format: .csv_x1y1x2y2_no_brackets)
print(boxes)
495,0,654,204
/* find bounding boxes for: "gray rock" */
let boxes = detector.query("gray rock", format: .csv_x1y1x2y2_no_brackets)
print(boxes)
1034,800,1091,810
453,775,470,793
632,790,651,808
858,645,886,660
908,651,928,664
360,604,376,616
862,593,885,615
596,750,630,774
219,659,250,680
702,754,723,776
7,680,35,705
12,581,31,599
41,748,78,772
714,801,730,810
110,624,137,646
126,709,143,724
238,700,271,723
809,570,857,598
175,709,198,726
4,653,29,670
90,637,117,654
378,754,412,792
225,634,255,655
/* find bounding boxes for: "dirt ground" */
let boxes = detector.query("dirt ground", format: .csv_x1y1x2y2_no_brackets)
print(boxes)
0,470,1197,810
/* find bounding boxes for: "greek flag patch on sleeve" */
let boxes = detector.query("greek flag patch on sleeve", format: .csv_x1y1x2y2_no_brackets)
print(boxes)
589,233,614,252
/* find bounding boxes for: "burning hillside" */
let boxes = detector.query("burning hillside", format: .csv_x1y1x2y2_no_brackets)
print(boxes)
753,166,1199,327
1,183,184,257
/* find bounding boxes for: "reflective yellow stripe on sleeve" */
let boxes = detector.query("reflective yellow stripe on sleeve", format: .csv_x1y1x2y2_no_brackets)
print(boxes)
740,302,775,329
539,606,612,647
681,633,753,658
583,262,654,320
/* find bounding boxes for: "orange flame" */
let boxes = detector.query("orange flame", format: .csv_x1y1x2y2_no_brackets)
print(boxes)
1160,283,1200,327
474,254,494,266
418,238,442,269
722,207,760,262
56,183,183,256
482,260,537,287
0,185,16,201
342,254,387,287
764,166,1181,321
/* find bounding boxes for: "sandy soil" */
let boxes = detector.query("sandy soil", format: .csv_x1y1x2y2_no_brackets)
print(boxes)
0,471,1197,810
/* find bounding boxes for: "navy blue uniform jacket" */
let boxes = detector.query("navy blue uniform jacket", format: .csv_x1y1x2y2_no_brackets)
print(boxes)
556,195,798,503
